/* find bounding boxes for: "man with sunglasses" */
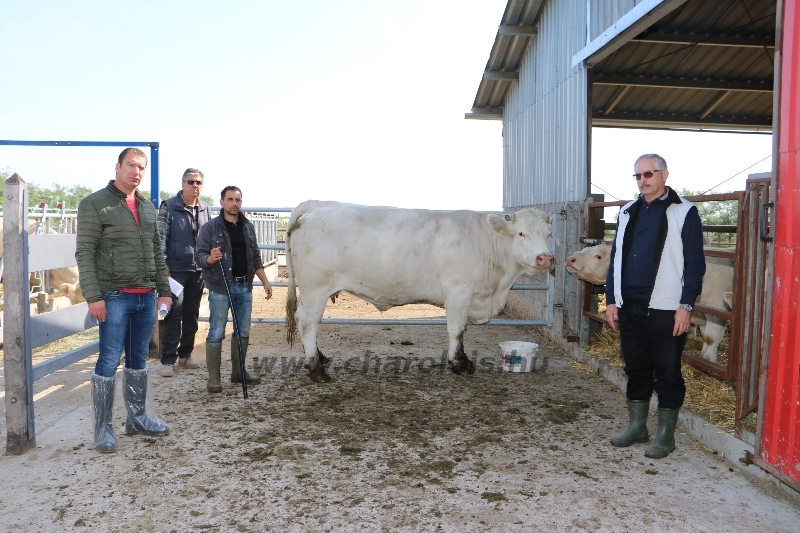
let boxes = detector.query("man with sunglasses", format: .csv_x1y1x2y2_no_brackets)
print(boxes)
605,154,705,459
157,168,211,377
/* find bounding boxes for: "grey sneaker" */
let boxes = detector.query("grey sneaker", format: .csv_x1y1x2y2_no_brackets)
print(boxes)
160,364,174,377
178,357,200,369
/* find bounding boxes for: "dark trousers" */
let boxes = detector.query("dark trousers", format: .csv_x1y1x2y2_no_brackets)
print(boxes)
161,270,204,365
618,299,687,409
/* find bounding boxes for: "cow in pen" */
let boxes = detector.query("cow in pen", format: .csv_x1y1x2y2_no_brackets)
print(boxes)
566,243,734,363
285,201,555,382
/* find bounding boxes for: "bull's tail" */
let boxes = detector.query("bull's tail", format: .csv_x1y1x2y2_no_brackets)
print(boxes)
284,216,300,346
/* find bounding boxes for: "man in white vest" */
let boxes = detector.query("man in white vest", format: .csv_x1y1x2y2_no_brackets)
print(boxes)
605,154,706,459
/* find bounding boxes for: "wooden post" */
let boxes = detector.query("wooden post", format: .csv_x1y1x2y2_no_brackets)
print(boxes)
37,292,48,314
3,174,36,454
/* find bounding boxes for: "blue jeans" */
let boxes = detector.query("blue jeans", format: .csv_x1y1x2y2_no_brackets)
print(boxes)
95,290,157,377
207,284,252,342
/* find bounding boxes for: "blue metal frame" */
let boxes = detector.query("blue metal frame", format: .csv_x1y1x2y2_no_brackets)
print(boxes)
0,140,161,207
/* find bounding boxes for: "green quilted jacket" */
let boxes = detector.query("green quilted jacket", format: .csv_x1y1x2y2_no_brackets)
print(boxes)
76,181,172,304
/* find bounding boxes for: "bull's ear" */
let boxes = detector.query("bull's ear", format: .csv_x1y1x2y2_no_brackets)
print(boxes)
487,214,511,235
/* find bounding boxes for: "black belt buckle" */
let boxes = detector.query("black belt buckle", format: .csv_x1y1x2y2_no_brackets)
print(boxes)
232,276,246,283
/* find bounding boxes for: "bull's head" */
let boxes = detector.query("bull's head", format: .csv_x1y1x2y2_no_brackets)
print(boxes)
487,209,554,273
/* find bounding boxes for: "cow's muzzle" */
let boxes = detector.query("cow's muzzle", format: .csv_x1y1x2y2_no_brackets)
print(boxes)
536,253,555,270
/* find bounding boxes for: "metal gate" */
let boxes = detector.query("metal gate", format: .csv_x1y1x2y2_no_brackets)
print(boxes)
733,178,772,436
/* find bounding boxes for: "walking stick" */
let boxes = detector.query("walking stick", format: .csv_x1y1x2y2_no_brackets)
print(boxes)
218,260,248,399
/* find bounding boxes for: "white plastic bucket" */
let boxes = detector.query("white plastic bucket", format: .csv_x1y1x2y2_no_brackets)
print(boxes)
499,341,539,372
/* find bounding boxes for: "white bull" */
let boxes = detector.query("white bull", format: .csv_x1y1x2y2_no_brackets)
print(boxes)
284,201,555,381
566,243,734,363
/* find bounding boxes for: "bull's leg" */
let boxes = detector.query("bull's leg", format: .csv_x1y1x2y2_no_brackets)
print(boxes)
297,296,331,382
690,312,706,339
699,315,727,364
445,308,474,376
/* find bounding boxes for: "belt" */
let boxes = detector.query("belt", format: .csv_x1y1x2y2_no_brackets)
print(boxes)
231,276,247,284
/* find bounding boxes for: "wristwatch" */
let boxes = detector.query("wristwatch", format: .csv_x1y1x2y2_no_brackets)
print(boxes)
680,303,693,312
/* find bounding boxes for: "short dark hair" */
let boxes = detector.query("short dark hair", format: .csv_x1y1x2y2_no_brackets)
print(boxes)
117,147,148,166
182,168,204,179
220,186,242,200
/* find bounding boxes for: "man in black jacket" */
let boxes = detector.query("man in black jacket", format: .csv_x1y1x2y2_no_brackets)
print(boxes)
195,186,272,393
605,154,706,459
157,168,211,377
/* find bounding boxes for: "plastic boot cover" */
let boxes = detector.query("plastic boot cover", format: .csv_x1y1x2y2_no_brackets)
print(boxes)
122,368,171,436
91,373,118,453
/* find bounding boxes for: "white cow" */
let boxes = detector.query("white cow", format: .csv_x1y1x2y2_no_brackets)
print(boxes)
285,201,555,382
59,282,86,304
565,243,611,285
566,243,734,363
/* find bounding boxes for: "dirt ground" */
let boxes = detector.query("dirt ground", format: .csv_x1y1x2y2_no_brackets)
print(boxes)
1,289,798,532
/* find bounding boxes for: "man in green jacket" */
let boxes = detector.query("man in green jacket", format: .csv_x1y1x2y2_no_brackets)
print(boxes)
76,147,174,454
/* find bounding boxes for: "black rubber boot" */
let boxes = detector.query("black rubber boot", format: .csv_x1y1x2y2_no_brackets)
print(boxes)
610,400,650,447
206,341,223,393
91,374,117,454
645,408,679,459
122,368,170,436
231,336,261,385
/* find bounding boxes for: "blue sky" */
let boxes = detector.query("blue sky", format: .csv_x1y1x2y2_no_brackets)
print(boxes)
0,0,773,210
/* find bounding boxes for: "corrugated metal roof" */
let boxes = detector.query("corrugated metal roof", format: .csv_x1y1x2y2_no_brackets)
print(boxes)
467,0,547,119
592,0,776,131
469,0,776,131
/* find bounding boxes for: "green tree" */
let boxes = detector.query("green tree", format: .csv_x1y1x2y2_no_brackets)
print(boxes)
28,183,94,209
677,188,738,246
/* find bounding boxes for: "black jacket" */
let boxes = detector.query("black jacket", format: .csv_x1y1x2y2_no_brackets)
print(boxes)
195,213,264,295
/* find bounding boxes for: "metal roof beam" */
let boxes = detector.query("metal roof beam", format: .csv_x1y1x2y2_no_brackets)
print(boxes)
699,90,734,119
603,85,631,116
632,32,775,48
593,112,771,131
483,71,519,80
594,76,773,92
465,106,503,120
498,25,538,36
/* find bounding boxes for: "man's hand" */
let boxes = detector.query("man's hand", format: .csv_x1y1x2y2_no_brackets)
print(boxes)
88,300,107,322
606,303,619,331
263,282,273,300
674,307,692,336
206,247,223,265
158,296,173,314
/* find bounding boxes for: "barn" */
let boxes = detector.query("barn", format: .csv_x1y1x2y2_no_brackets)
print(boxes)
467,0,799,491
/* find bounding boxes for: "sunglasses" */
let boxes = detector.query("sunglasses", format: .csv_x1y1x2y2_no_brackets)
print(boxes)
633,169,662,180
185,179,203,186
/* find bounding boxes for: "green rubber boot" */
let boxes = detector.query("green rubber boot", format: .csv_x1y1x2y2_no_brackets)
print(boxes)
645,408,679,459
610,400,650,447
206,341,223,393
231,336,261,385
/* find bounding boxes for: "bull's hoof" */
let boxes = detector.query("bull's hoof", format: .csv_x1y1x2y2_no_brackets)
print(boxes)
448,358,475,376
318,351,330,366
308,368,331,383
